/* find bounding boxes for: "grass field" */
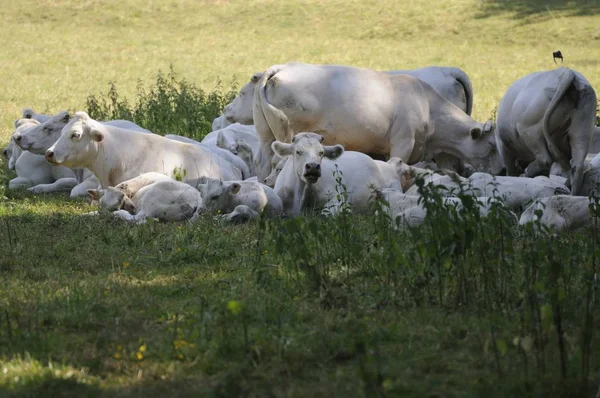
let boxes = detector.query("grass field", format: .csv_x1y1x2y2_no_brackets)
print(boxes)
1,1,600,397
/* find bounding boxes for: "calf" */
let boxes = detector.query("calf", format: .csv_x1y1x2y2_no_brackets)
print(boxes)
89,173,202,223
198,178,283,217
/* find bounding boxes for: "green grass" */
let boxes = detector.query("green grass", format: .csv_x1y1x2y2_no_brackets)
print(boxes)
1,1,600,396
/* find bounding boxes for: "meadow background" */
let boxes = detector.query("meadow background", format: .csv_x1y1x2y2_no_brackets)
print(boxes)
1,1,600,397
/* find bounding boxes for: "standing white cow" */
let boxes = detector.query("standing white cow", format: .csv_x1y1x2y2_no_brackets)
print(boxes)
495,68,597,195
46,112,243,187
252,62,503,181
272,133,400,216
222,66,474,126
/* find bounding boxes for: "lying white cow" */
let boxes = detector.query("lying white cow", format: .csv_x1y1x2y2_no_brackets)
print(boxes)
272,133,401,216
21,108,51,123
8,120,78,192
3,138,22,171
46,112,243,187
198,178,283,217
467,172,570,210
495,68,597,195
212,114,231,131
264,155,288,188
519,195,593,232
378,189,516,229
201,123,258,153
12,111,151,196
165,134,251,179
88,172,203,223
253,62,503,181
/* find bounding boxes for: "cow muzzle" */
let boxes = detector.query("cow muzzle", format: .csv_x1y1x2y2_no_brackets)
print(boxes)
45,149,58,165
303,162,321,183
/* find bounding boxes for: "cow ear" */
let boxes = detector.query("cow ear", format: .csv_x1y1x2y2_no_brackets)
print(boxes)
22,108,34,119
470,127,482,140
87,189,102,200
272,141,293,157
55,111,70,124
251,72,262,83
90,128,104,142
229,183,241,195
483,120,495,133
324,144,344,160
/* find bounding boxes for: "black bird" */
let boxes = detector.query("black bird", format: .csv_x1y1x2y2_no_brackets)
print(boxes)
553,50,563,64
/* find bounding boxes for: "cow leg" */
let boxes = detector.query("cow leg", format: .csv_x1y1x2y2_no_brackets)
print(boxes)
112,209,136,222
8,177,33,190
27,177,78,194
255,139,275,182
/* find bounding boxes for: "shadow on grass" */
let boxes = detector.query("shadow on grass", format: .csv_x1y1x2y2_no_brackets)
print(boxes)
476,0,600,19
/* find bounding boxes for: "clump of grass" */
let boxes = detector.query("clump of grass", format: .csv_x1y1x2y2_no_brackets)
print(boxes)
86,65,238,141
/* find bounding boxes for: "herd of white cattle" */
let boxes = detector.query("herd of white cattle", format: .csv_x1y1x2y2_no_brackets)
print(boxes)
4,62,600,231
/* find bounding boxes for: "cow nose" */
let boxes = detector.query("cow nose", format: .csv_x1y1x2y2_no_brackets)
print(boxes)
14,135,21,142
305,163,320,172
45,150,54,160
2,150,7,157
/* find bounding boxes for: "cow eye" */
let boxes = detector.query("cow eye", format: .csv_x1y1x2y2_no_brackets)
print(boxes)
71,132,81,140
296,151,302,156
319,151,324,156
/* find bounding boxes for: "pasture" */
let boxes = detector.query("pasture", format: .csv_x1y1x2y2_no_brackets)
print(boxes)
1,0,600,396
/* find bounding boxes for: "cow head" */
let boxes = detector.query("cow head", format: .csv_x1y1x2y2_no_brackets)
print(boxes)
468,120,505,175
46,112,104,168
12,112,70,154
88,187,136,213
197,178,241,213
223,72,262,125
264,156,288,188
271,133,344,184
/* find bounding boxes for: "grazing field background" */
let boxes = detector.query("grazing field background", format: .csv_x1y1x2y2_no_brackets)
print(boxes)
1,0,600,141
1,1,600,397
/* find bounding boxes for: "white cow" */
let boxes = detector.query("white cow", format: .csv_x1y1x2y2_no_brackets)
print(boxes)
519,195,593,232
165,134,251,179
579,153,600,196
8,120,78,192
466,172,570,210
3,138,22,171
201,123,258,153
21,108,51,123
12,112,151,196
385,66,473,115
222,66,473,126
89,173,203,223
495,68,597,195
46,112,243,188
272,133,400,216
378,189,516,229
197,178,283,217
212,114,231,131
252,62,503,181
264,155,288,188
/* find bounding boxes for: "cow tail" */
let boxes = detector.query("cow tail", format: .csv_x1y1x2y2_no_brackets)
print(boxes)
448,67,474,116
255,65,293,143
542,68,576,166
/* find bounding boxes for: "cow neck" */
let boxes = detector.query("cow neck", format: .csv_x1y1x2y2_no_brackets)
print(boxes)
90,130,128,188
428,104,488,162
299,181,320,216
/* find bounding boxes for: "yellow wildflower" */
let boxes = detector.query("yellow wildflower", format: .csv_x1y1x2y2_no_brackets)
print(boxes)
123,262,130,268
